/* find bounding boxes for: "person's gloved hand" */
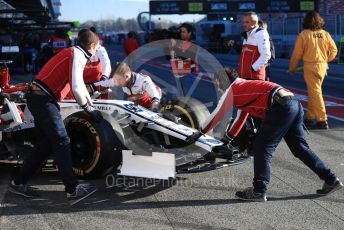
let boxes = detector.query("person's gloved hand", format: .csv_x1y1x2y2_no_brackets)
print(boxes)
185,129,204,144
82,104,103,123
221,134,234,145
151,102,160,113
212,143,239,159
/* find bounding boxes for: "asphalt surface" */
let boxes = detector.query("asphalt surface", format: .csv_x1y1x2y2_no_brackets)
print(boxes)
1,130,343,229
1,44,344,229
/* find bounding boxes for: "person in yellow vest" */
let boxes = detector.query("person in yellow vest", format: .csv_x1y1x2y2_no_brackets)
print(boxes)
288,11,337,129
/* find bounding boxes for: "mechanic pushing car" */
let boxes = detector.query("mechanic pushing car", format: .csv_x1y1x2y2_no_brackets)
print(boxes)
9,29,100,205
92,62,162,111
186,67,343,202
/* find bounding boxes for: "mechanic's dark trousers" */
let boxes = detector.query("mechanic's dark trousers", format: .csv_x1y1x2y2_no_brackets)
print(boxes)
14,93,78,194
252,98,337,194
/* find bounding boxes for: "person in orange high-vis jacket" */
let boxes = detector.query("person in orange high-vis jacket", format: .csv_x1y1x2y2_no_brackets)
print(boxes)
288,11,337,129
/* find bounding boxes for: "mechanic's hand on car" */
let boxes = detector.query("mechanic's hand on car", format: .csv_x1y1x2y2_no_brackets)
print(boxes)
220,135,240,157
186,129,204,144
83,104,103,123
221,135,233,145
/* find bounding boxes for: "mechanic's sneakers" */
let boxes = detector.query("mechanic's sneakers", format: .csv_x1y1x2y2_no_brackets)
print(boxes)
235,187,267,202
316,179,343,196
8,180,39,198
306,120,329,130
67,184,97,206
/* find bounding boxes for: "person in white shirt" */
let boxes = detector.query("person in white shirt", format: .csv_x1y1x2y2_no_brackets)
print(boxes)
92,62,161,111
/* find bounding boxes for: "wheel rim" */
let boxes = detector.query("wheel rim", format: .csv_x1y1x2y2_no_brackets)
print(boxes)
162,104,196,128
67,123,96,169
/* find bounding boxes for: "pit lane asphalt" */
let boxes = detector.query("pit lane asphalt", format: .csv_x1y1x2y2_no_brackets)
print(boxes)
1,45,343,229
1,129,343,229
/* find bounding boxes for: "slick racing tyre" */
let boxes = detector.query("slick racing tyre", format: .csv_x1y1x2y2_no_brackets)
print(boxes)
64,111,125,178
159,97,211,148
160,96,210,131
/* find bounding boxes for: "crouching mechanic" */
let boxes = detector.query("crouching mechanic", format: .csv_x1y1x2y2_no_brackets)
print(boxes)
9,29,101,204
186,67,343,201
91,62,162,111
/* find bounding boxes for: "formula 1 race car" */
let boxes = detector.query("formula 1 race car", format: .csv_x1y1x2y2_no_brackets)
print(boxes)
0,61,253,179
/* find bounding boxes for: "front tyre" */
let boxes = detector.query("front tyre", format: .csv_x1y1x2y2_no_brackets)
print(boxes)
64,111,124,178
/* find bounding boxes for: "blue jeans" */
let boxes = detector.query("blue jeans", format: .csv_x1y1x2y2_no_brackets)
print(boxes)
252,99,337,193
14,93,78,193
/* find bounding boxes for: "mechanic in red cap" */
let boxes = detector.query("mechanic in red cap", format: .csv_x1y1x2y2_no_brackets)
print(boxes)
187,67,343,202
91,62,161,111
9,29,101,204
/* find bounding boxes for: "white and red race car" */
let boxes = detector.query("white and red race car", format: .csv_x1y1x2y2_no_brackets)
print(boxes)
0,61,251,180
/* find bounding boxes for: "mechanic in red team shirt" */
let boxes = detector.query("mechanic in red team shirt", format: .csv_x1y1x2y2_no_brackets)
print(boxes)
186,67,343,201
9,29,100,204
92,62,161,111
238,12,271,80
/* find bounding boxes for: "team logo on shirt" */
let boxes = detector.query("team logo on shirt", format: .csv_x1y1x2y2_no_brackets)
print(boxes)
313,33,323,38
